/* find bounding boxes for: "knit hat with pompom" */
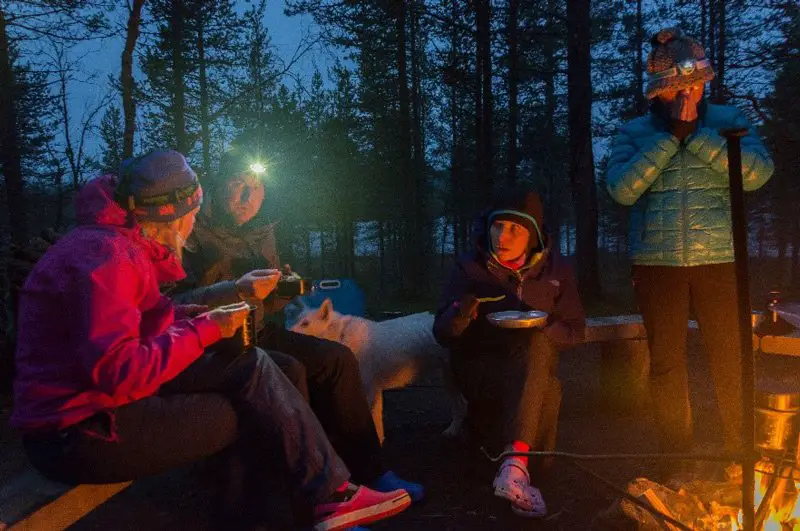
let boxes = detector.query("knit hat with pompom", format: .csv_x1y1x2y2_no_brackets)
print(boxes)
646,27,715,99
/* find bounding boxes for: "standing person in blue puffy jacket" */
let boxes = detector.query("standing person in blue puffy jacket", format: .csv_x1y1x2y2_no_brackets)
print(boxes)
606,27,774,474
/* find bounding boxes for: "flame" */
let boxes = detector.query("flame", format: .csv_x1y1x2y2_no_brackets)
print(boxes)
792,481,800,519
755,465,769,508
733,462,800,530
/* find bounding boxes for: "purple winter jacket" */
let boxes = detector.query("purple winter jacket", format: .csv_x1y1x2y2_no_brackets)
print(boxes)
433,204,585,353
11,175,222,434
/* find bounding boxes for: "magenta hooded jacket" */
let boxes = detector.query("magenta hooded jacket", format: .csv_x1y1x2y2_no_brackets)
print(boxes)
11,175,222,434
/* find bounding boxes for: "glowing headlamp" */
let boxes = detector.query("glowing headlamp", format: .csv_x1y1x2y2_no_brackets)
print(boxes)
249,162,266,175
677,59,697,75
649,58,711,81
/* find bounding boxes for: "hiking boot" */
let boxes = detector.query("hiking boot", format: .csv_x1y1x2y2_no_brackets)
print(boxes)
313,483,410,531
370,471,425,502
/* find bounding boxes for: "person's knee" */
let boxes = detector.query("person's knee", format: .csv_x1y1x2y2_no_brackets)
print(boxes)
270,352,308,388
515,332,557,370
318,340,360,376
225,347,281,389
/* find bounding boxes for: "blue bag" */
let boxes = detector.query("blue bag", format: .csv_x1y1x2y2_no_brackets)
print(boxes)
295,278,366,317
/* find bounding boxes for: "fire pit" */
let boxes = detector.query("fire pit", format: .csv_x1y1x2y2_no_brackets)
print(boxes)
590,388,800,530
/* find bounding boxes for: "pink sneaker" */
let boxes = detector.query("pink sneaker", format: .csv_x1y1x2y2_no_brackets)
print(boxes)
313,483,411,531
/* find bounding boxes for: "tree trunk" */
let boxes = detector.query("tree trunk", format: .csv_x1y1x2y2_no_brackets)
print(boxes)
709,0,717,96
700,0,707,48
449,0,462,255
121,0,144,159
634,0,646,115
304,227,312,276
0,8,27,245
197,22,211,179
53,46,84,193
54,165,64,231
544,0,559,232
477,0,492,198
396,0,416,296
473,4,483,214
378,220,386,299
409,1,427,291
347,221,355,278
715,0,726,103
567,0,600,294
170,0,188,154
506,0,519,185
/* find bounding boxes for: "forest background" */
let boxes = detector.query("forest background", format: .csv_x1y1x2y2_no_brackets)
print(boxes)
1,0,798,320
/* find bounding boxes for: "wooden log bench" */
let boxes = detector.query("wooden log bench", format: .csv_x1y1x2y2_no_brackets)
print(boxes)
0,471,131,531
584,314,652,413
587,314,766,414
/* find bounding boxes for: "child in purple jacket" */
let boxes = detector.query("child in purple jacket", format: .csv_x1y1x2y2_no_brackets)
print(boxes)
433,187,585,518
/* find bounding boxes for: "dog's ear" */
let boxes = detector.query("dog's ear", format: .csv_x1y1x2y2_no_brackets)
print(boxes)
318,298,333,321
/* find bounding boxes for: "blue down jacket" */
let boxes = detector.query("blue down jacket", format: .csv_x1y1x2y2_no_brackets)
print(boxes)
606,103,774,267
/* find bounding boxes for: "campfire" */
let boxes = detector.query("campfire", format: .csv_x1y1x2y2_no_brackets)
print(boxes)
594,389,800,531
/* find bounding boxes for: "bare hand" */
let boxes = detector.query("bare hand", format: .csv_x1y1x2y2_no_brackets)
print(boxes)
235,269,280,300
457,293,480,320
204,302,250,339
671,90,699,122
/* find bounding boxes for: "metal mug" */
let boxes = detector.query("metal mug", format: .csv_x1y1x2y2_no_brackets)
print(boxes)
755,391,800,454
241,305,258,351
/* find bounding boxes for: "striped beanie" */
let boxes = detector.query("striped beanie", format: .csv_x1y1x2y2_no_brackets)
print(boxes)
115,150,203,222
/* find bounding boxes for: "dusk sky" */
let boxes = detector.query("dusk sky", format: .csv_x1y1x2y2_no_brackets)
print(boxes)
62,1,327,159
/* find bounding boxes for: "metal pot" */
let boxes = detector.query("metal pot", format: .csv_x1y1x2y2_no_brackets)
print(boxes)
755,391,800,454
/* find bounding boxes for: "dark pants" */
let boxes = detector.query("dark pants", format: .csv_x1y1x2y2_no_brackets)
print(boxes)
22,347,350,528
633,263,743,454
451,330,561,461
262,324,383,484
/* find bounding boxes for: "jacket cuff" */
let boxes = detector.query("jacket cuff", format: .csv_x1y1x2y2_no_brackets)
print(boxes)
191,315,223,347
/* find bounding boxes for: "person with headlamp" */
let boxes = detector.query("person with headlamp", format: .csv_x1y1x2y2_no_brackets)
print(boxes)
606,28,774,480
171,147,425,504
10,150,412,531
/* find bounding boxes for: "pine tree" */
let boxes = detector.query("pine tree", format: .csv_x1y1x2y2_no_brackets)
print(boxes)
0,1,104,244
140,0,246,167
567,0,600,294
99,104,125,173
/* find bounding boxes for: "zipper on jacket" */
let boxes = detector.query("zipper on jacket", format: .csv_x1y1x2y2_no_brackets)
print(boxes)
681,146,689,266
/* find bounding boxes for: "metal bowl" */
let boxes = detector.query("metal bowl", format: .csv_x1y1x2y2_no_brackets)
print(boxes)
486,310,548,329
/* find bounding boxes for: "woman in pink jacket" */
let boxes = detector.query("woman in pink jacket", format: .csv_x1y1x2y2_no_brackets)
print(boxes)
11,150,410,531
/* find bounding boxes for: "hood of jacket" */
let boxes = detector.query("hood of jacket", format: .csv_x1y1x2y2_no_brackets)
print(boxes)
74,174,186,284
472,190,552,279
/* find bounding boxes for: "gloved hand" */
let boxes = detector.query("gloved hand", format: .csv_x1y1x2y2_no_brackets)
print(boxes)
204,302,250,338
456,293,480,320
235,269,280,300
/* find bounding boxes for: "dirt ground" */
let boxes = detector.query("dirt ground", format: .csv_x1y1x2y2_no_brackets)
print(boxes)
4,333,791,531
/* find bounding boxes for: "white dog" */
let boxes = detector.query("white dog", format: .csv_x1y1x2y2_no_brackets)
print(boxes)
287,298,467,442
